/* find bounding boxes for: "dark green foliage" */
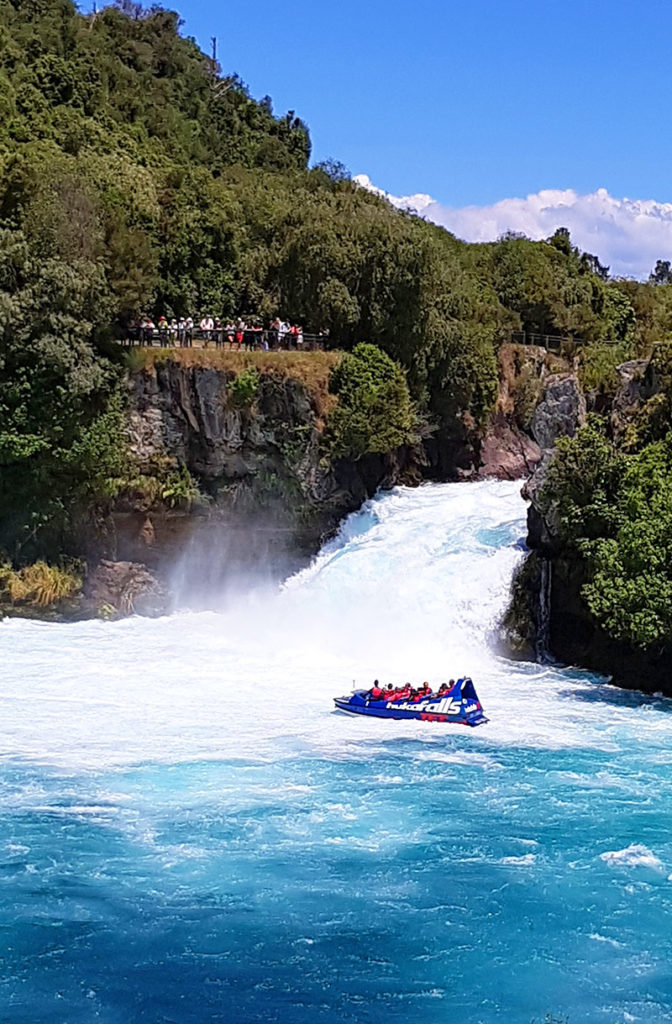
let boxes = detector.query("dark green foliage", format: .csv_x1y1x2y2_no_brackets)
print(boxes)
579,341,630,394
582,439,672,648
541,421,672,649
0,228,127,558
540,420,626,545
326,344,418,459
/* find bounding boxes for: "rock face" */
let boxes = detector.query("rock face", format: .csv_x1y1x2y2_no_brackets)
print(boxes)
128,363,319,484
531,374,586,451
85,560,170,617
475,345,583,482
104,360,422,600
477,413,541,480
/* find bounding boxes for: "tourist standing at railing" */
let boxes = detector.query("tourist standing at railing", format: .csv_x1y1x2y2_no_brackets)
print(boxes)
278,320,288,348
200,314,213,343
158,315,168,345
185,316,193,347
224,321,235,347
169,318,178,344
178,317,186,346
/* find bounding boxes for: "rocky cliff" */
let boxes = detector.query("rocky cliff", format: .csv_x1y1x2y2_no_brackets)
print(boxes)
101,352,422,605
503,355,672,694
474,343,580,481
93,345,567,613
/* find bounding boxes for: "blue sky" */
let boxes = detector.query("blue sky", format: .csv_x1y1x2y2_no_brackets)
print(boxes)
159,0,671,208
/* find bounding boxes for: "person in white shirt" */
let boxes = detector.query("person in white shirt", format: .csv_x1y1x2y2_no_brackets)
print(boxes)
200,315,214,344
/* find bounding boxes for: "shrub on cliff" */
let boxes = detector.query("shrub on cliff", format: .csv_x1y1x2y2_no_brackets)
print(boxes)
580,437,672,648
229,366,260,407
539,420,626,544
325,344,418,460
541,422,672,649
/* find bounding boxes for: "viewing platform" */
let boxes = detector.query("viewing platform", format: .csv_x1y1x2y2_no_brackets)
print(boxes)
122,328,328,352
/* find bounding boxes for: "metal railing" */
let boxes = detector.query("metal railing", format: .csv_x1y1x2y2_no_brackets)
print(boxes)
508,330,576,352
122,327,328,351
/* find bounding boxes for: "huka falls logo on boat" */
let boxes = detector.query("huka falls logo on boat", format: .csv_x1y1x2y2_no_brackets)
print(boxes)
333,678,488,726
387,697,475,714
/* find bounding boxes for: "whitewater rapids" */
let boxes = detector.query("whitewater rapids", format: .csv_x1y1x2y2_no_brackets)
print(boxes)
2,480,672,1023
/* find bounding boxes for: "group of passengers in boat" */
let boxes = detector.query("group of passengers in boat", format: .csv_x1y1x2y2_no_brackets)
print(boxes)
367,680,456,703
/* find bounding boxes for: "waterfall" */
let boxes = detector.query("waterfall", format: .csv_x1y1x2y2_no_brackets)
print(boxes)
535,556,552,663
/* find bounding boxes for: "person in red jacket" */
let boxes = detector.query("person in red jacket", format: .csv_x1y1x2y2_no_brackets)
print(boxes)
370,680,384,700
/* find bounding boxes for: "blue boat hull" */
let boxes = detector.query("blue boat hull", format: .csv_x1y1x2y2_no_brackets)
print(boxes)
333,678,488,727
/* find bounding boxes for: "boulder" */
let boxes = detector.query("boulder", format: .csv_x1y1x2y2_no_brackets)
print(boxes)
531,374,586,452
85,560,170,617
478,413,541,480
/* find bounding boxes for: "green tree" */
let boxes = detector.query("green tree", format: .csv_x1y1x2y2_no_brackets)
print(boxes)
326,344,418,459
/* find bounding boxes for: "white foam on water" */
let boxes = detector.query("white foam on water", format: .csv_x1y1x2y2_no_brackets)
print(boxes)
600,844,665,871
2,480,672,773
499,853,537,866
589,933,625,948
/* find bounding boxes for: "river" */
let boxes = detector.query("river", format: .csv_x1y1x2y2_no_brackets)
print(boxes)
1,480,671,1023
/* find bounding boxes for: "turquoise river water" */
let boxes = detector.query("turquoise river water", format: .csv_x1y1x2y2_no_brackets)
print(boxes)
1,480,672,1023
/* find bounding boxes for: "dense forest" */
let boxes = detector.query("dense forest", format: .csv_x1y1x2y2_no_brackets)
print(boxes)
3,0,672,578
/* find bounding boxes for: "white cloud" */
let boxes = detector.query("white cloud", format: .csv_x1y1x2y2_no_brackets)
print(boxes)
353,175,672,279
352,173,436,215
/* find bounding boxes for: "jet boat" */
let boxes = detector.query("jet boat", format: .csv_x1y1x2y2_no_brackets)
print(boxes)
333,677,487,726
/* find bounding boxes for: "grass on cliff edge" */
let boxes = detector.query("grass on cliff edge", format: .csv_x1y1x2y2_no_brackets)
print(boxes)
127,348,342,419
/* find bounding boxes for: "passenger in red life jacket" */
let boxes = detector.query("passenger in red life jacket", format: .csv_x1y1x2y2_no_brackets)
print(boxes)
385,683,397,701
398,683,411,700
419,681,432,697
370,680,384,700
